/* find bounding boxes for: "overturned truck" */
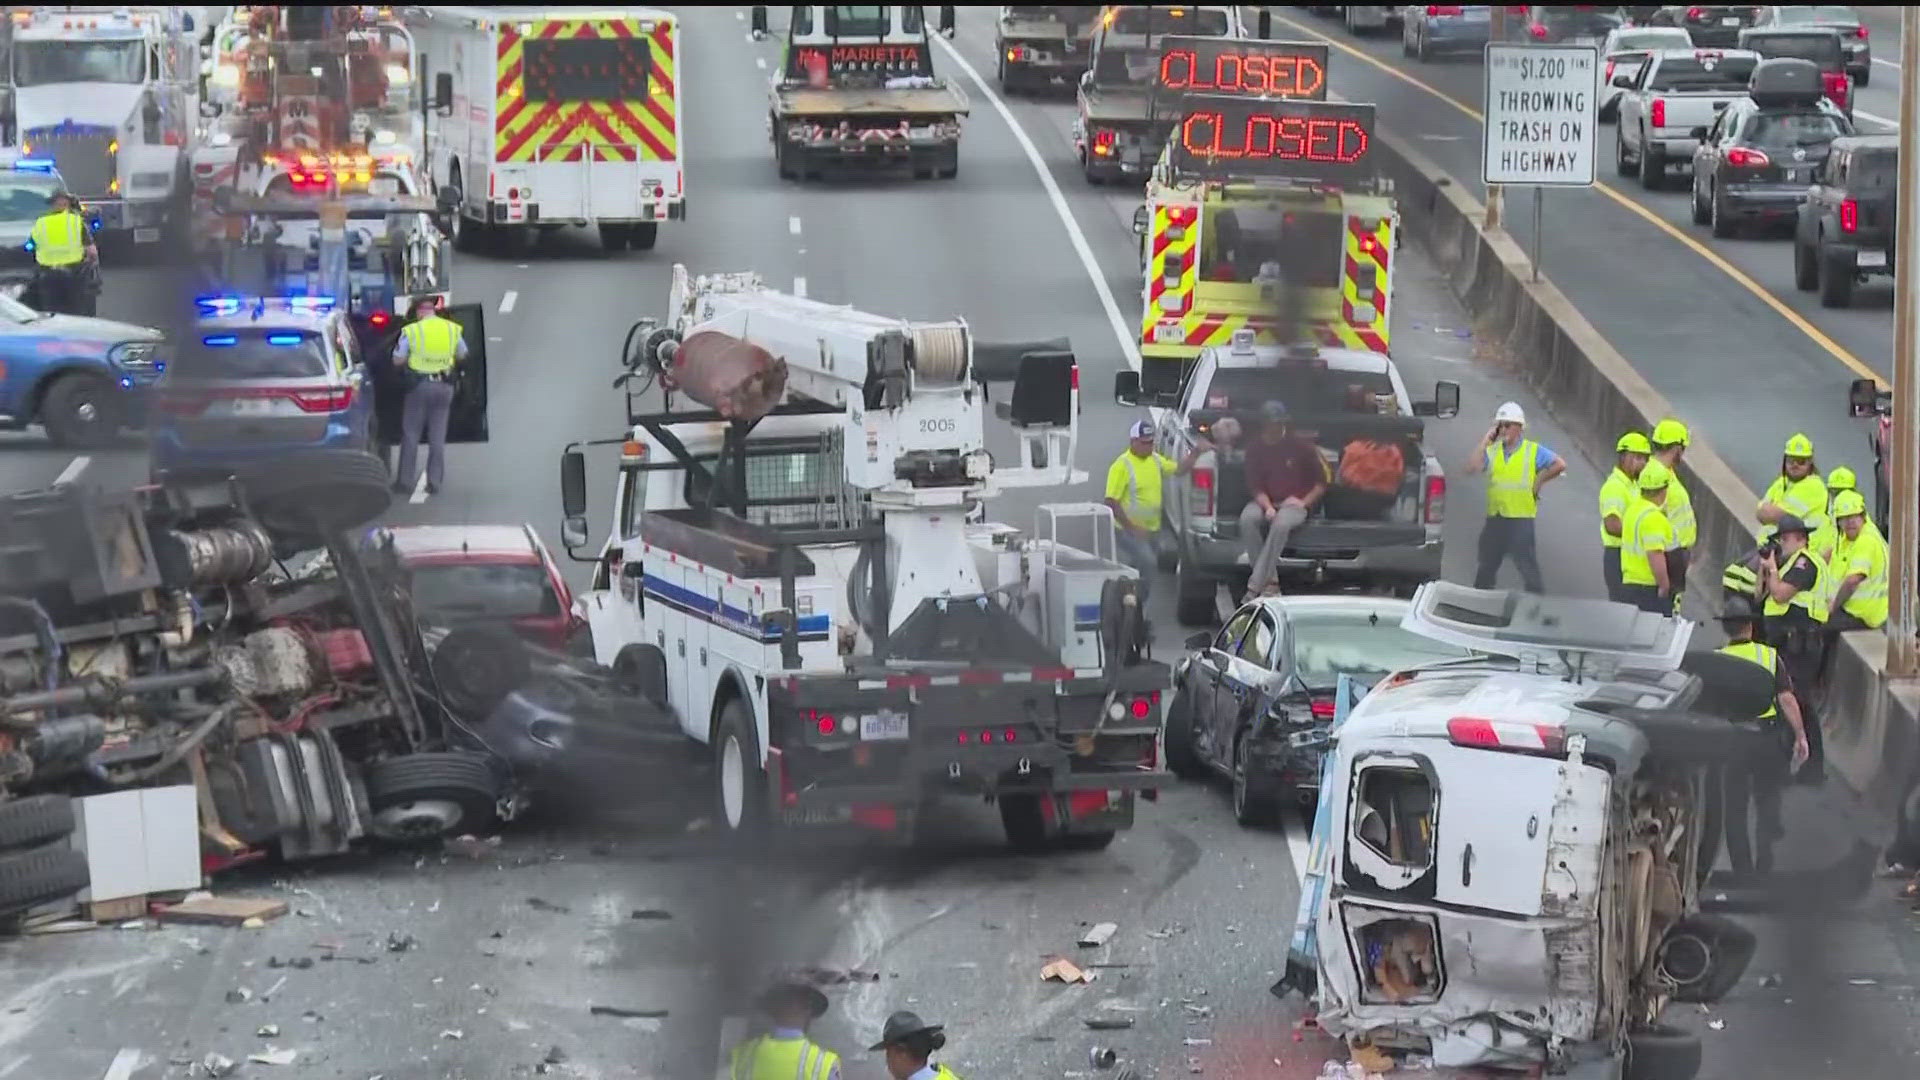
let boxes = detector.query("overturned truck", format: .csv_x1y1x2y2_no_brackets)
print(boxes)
0,452,515,919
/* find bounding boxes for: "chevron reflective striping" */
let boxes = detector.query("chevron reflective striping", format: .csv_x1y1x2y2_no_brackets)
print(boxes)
1141,205,1198,340
494,17,678,164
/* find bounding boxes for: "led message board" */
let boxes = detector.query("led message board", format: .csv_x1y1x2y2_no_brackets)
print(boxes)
1155,36,1330,100
1167,95,1375,183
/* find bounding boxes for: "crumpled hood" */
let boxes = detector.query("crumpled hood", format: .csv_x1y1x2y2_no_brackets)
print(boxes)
13,83,144,134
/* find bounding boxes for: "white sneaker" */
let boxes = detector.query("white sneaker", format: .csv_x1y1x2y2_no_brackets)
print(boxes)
1235,552,1251,566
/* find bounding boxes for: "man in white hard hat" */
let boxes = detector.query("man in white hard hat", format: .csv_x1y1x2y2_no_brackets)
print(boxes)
1463,402,1565,593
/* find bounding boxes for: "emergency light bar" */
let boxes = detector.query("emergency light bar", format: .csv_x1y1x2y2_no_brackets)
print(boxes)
195,295,339,317
10,159,56,173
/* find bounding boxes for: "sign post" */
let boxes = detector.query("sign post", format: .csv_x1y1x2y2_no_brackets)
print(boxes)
1482,43,1600,281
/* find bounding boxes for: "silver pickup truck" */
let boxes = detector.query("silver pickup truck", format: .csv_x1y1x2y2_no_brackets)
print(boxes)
1115,340,1459,627
1615,48,1760,190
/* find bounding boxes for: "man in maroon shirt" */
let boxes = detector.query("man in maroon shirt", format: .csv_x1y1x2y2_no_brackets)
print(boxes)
1240,400,1326,600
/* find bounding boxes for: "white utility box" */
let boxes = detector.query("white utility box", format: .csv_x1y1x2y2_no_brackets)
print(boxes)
71,787,202,902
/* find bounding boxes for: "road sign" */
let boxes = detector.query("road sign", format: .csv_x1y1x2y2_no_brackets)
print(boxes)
1482,43,1599,187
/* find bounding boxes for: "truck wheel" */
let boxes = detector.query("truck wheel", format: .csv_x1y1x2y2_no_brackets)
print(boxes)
1820,250,1856,308
0,795,75,851
237,449,392,544
612,643,670,708
1164,684,1209,780
1639,139,1664,191
999,793,1050,852
432,625,532,718
1231,732,1282,829
1856,65,1871,88
714,696,769,843
1792,239,1818,291
0,842,90,915
1616,130,1635,176
1689,180,1710,225
364,752,503,842
629,222,660,251
599,223,630,252
41,373,120,449
936,150,959,180
1624,1023,1703,1080
1175,560,1216,627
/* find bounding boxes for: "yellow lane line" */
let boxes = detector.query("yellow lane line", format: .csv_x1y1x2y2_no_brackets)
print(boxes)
1271,12,1886,389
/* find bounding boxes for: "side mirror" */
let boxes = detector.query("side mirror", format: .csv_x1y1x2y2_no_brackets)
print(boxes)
561,449,588,518
1612,74,1635,88
1257,9,1272,39
939,5,956,38
750,6,768,39
1132,204,1150,235
433,71,454,114
1114,369,1141,406
1184,631,1213,650
561,515,590,552
1848,376,1881,418
1689,125,1709,139
1432,379,1460,419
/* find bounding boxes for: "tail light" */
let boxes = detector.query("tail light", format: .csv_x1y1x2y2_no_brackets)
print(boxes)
1824,71,1849,103
1165,205,1195,227
1190,465,1216,517
1447,715,1566,755
1650,98,1666,127
1093,129,1116,157
1528,23,1547,39
1310,699,1337,720
1424,474,1446,525
1426,5,1462,14
287,386,355,413
771,747,797,808
1857,26,1869,39
368,310,391,328
1724,146,1769,168
1686,6,1704,19
1604,59,1616,84
1840,198,1859,233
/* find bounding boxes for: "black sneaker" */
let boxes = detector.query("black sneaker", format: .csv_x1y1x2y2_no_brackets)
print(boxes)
390,483,409,495
426,484,439,496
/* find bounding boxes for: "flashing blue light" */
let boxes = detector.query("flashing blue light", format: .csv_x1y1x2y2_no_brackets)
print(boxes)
202,334,238,347
285,296,337,312
266,333,303,346
153,362,165,373
88,218,101,232
11,158,55,173
195,295,245,315
119,376,133,389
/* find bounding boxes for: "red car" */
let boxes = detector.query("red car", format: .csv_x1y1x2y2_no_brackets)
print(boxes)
372,524,583,650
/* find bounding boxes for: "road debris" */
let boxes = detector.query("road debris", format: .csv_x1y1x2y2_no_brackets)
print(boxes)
257,1024,280,1037
159,897,289,927
446,834,503,858
1078,922,1118,948
201,1053,238,1078
440,1029,465,1040
225,987,253,1004
1042,957,1096,984
527,896,572,914
797,965,881,985
1183,1038,1213,1046
1707,1019,1726,1031
248,1048,299,1066
1350,1044,1394,1074
1089,1047,1118,1069
631,908,673,920
1082,1016,1134,1031
590,1005,670,1019
1181,1003,1212,1018
387,931,417,953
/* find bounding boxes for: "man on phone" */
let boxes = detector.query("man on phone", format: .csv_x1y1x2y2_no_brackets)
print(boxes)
1464,402,1565,593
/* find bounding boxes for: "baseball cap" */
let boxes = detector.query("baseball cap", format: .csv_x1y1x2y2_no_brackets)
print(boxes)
1129,419,1155,439
1261,400,1290,423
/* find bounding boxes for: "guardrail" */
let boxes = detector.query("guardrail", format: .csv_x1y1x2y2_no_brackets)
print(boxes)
1367,123,1919,845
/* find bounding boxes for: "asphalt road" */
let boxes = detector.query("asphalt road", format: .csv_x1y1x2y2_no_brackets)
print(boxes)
1270,5,1901,500
2,5,1914,1079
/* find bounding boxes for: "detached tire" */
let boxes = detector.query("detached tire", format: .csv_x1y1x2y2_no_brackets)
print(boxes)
364,752,503,842
0,795,75,851
432,625,532,718
1164,684,1209,780
0,842,90,915
1624,1023,1703,1080
238,449,392,544
999,793,1050,852
41,373,121,449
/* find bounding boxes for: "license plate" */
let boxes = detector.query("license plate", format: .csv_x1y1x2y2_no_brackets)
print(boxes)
227,398,277,416
860,710,909,741
1720,17,1739,26
1288,726,1330,749
787,806,853,826
1787,168,1809,182
1859,250,1889,268
132,227,160,243
1571,36,1596,46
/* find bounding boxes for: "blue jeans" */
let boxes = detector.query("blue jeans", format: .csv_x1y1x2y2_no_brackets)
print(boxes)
1116,528,1158,603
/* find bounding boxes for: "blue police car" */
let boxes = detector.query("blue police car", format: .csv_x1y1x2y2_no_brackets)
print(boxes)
150,295,380,476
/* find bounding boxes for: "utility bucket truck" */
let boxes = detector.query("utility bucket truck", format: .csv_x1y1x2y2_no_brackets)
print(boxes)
558,267,1173,850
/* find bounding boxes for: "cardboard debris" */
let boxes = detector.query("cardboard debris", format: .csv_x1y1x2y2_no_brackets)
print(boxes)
1350,1044,1395,1074
1041,957,1095,984
1078,922,1119,948
158,897,289,927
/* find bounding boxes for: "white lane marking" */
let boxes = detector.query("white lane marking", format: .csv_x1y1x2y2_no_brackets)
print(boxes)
103,1048,141,1080
409,470,429,504
788,215,802,236
931,35,1142,373
793,276,808,298
713,1016,747,1080
498,289,518,314
1286,808,1311,880
756,56,767,70
1874,55,1899,70
1856,108,1897,130
53,455,90,486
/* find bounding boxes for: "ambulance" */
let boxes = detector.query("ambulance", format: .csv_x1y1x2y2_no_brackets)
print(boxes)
408,6,683,254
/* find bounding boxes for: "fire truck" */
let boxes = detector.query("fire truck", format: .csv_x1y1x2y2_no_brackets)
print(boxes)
0,6,203,246
1133,82,1394,397
409,6,684,254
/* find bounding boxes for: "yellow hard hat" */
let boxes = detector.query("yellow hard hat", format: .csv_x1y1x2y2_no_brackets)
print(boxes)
1651,418,1689,447
1616,431,1652,454
1638,459,1672,491
1783,433,1814,458
1833,490,1867,519
1827,465,1857,491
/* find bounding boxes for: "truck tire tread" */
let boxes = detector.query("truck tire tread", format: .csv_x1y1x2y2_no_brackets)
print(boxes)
0,795,76,852
0,842,90,915
364,752,503,841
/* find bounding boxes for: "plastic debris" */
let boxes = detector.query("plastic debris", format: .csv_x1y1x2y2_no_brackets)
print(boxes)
527,897,572,915
1078,922,1118,948
224,988,253,1004
387,932,417,953
256,1024,280,1037
247,1048,298,1066
202,1053,237,1077
440,1029,465,1040
1707,1019,1726,1031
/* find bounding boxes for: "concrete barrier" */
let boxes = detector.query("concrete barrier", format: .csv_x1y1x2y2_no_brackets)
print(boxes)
1371,126,1918,835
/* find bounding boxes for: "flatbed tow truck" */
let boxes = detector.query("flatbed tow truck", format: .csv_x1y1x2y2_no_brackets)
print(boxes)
996,6,1101,94
1073,4,1257,185
752,5,969,181
556,265,1171,849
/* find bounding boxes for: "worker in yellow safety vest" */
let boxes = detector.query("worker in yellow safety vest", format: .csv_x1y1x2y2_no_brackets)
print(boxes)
1104,418,1210,603
871,1010,965,1080
1821,466,1882,552
1620,459,1676,615
1758,433,1828,540
390,294,469,498
1466,401,1566,593
1826,490,1887,633
28,189,98,316
731,981,841,1080
1599,431,1650,603
1712,597,1810,875
1759,513,1828,782
1650,419,1695,615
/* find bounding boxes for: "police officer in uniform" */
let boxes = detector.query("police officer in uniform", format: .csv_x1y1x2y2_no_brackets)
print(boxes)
871,1010,963,1080
1599,431,1651,603
28,189,97,316
1620,460,1676,615
730,980,841,1080
1758,434,1828,540
1760,513,1828,781
391,295,469,497
1466,401,1566,593
1650,419,1694,614
1715,597,1810,875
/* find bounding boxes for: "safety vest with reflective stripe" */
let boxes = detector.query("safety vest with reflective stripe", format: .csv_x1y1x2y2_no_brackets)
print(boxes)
1599,467,1634,549
1486,440,1539,519
1835,525,1889,628
1718,639,1780,719
1810,521,1840,566
730,1035,840,1080
29,211,86,267
1621,497,1672,587
1763,548,1829,624
1664,474,1696,549
402,315,460,374
1106,450,1173,533
1759,474,1828,536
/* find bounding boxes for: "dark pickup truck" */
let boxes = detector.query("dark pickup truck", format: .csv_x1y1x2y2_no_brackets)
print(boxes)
996,6,1099,94
1793,132,1895,308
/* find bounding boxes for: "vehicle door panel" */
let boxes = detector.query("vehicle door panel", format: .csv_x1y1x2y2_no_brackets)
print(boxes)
1194,605,1257,767
1427,744,1608,917
1215,609,1280,759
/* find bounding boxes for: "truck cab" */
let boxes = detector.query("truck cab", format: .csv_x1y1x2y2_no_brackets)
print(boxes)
996,6,1100,94
1074,4,1252,185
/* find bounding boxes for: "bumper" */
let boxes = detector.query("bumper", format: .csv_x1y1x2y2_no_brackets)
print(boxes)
1003,56,1085,83
1721,183,1813,218
791,137,956,162
1827,242,1895,278
1184,530,1444,586
150,425,370,475
1246,734,1329,801
1844,45,1869,70
1647,135,1703,160
1423,26,1491,51
775,771,1158,835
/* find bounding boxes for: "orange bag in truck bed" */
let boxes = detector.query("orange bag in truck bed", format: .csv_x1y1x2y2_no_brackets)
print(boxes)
1337,439,1404,496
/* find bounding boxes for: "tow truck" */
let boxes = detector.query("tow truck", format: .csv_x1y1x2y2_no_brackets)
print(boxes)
751,5,969,181
556,265,1172,850
0,6,202,247
1132,72,1395,396
996,6,1101,95
1073,4,1255,185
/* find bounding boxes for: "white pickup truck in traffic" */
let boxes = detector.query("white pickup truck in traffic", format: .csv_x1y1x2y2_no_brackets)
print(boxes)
1614,48,1760,190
